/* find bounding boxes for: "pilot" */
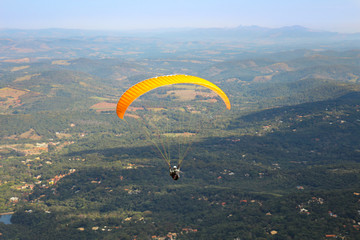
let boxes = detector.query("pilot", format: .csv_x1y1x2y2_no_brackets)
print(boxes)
169,166,180,180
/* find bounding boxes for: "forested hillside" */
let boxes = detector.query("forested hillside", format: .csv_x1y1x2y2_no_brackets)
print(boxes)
1,31,360,239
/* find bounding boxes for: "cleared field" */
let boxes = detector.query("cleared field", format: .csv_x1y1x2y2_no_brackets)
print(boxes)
0,143,48,156
2,58,30,63
0,87,28,98
124,113,140,119
19,129,42,140
3,129,42,141
52,60,71,65
90,102,116,112
11,65,30,72
14,73,40,82
0,87,28,110
162,132,195,137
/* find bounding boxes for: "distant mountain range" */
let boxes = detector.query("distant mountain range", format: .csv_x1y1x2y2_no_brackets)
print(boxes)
1,26,360,52
1,25,360,40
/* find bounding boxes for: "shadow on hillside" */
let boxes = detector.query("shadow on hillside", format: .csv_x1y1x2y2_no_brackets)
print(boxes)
229,91,360,128
62,91,360,183
65,144,159,160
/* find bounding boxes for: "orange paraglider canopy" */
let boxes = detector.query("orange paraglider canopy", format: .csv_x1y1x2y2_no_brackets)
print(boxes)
116,74,231,119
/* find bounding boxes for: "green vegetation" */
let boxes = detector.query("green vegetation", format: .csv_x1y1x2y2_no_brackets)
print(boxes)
1,33,360,239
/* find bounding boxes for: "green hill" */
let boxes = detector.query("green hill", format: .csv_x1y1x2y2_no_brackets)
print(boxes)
1,44,360,239
2,88,360,239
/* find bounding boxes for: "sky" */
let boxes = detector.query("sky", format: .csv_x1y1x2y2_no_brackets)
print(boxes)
1,0,359,33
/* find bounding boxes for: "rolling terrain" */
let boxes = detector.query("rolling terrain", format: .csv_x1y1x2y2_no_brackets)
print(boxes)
1,28,360,239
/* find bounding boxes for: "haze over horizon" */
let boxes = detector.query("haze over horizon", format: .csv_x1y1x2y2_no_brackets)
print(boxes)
1,0,359,33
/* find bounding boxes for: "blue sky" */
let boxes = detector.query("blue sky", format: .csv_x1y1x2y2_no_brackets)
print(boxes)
1,0,359,33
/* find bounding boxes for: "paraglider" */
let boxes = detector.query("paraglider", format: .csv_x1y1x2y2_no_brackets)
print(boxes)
116,74,231,119
116,74,231,180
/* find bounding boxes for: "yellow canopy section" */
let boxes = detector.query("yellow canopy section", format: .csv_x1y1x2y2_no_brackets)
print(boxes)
116,74,231,119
